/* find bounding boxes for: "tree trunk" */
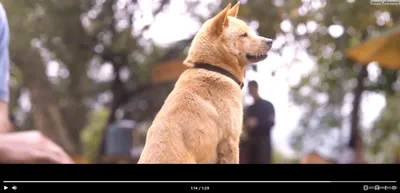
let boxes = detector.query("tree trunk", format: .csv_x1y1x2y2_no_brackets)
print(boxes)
62,95,86,154
349,30,369,164
349,65,368,163
14,50,76,154
62,66,89,154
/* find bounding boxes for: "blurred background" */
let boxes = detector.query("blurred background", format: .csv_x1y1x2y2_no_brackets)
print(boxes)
2,0,400,164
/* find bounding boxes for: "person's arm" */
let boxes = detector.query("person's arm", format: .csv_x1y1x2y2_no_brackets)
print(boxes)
267,102,275,128
0,3,10,133
0,103,9,133
258,101,275,129
244,106,257,129
0,131,74,164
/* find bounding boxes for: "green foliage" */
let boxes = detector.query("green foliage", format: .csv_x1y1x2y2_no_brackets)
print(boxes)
81,108,110,161
3,0,191,153
287,1,398,156
369,94,400,162
236,0,400,161
272,150,283,163
3,0,400,162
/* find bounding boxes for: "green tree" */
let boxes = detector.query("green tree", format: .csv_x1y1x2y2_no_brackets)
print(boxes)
233,0,400,162
285,1,400,162
3,0,202,155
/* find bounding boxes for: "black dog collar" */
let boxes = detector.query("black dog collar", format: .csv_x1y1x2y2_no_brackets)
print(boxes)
193,62,244,89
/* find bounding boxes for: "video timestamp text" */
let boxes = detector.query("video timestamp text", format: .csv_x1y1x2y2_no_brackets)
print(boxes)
190,185,210,191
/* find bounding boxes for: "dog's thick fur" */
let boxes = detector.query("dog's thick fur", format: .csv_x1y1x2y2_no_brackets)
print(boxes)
138,2,272,164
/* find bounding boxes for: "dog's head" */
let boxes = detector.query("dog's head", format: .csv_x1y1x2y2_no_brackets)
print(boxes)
184,2,273,68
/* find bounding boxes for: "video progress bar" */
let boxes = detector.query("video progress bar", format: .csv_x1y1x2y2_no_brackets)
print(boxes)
3,181,398,183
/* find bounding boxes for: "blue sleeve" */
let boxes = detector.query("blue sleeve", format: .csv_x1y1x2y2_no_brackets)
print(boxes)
0,3,9,103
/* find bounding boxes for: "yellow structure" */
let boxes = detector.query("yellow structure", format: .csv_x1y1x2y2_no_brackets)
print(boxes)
346,25,400,69
151,59,186,84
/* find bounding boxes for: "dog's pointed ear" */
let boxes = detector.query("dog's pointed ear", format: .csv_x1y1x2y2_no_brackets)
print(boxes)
211,3,231,35
228,2,240,18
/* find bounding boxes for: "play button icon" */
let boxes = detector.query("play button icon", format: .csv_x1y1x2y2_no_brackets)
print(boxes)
4,186,8,190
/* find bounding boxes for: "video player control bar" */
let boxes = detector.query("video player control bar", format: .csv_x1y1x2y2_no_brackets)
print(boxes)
3,181,398,192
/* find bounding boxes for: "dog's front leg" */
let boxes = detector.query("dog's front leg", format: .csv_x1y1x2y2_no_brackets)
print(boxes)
217,138,240,164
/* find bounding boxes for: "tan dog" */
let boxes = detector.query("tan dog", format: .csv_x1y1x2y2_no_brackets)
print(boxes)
138,2,272,164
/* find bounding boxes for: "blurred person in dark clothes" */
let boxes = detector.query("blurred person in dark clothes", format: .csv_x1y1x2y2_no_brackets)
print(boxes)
244,80,275,164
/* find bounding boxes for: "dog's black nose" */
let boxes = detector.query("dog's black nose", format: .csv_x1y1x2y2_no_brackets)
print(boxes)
266,39,273,47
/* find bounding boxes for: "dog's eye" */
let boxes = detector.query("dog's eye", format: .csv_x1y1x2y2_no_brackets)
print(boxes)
240,33,248,38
